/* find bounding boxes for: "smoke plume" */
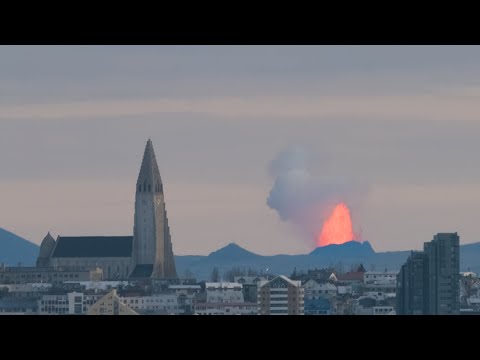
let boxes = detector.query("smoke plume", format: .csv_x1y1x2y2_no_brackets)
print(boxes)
266,147,369,247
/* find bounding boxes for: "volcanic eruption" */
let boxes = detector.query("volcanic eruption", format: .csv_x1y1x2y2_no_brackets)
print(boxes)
266,147,368,249
317,202,357,247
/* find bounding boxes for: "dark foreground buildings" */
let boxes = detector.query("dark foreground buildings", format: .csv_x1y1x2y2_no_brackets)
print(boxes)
397,233,460,315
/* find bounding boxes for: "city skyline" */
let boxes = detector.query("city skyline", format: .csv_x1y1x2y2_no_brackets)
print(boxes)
2,45,480,255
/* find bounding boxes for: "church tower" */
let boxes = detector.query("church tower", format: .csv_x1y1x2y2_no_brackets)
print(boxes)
36,232,56,267
132,139,177,279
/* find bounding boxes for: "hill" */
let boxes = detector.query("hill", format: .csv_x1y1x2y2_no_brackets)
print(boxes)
175,240,480,280
0,228,39,266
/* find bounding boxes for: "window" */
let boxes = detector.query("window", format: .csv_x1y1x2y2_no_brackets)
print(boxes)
74,304,82,314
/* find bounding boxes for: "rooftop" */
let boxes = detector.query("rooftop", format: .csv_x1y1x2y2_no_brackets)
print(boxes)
52,236,133,258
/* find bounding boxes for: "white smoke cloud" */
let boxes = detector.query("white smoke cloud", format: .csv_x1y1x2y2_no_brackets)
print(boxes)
266,147,369,246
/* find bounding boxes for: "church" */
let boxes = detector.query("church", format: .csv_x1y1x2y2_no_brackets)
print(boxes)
36,139,178,280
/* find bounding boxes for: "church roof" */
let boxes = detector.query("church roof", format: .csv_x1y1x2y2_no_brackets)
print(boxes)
136,139,163,194
51,236,133,258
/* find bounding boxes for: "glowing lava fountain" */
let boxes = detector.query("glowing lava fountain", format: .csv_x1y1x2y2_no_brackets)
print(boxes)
317,202,356,247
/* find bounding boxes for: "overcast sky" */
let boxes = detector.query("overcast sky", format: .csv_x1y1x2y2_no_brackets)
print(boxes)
2,45,480,255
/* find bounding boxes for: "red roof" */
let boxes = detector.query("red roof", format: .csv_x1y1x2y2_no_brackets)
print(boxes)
337,272,364,282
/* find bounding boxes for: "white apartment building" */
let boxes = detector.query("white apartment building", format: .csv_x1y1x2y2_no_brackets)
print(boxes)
120,293,180,314
205,282,244,303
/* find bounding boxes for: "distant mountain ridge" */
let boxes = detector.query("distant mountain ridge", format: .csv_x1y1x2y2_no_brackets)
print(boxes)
0,228,39,266
175,240,480,280
3,227,480,281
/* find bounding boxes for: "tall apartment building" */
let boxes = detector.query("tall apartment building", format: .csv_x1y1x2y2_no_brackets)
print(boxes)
397,251,428,315
397,233,460,315
257,275,304,315
424,233,460,314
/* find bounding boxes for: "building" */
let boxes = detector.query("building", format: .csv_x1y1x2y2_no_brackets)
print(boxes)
290,268,337,284
194,302,257,315
36,139,177,280
257,275,304,315
0,265,103,285
336,265,366,286
37,291,104,315
397,232,460,315
205,282,244,303
194,282,257,315
0,298,38,314
424,233,460,315
303,279,336,315
303,279,337,298
397,251,429,315
87,289,138,315
120,293,180,314
168,285,201,314
234,276,267,303
372,306,395,315
363,271,397,297
364,271,397,285
0,283,52,299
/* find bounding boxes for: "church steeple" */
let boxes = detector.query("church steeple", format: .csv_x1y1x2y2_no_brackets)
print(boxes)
132,139,177,279
136,139,163,194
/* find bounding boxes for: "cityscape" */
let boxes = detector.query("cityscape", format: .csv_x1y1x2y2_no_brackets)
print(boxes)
1,45,480,315
0,139,474,315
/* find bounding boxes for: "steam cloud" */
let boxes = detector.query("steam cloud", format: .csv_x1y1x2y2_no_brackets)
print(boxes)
266,147,369,246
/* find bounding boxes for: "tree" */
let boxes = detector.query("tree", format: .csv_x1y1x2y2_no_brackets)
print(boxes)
184,268,194,279
211,267,220,282
334,261,344,274
247,267,259,277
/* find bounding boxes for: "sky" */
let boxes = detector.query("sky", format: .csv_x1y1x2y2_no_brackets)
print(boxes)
2,45,480,255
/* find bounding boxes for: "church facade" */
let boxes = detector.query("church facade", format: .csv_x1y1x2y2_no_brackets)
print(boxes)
36,139,178,280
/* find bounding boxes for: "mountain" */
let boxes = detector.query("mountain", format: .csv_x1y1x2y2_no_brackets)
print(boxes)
3,226,480,280
0,228,39,266
208,243,260,261
310,241,375,258
460,242,480,274
175,240,480,281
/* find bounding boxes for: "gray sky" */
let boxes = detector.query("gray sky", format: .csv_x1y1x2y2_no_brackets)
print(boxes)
2,45,480,255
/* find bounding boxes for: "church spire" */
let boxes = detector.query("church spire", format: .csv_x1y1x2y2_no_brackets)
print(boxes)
136,139,163,193
132,139,177,279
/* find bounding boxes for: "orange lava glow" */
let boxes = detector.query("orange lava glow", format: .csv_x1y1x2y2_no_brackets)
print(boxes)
317,203,355,247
